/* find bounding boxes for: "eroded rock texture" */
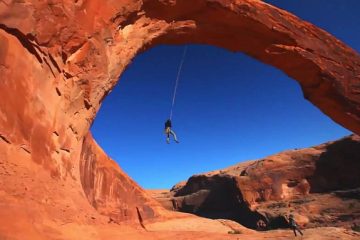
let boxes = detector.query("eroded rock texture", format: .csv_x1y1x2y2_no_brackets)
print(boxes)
0,0,360,238
158,135,360,229
80,133,161,222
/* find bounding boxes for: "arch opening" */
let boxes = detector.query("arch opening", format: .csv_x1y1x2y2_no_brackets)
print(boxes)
88,44,351,229
92,44,352,189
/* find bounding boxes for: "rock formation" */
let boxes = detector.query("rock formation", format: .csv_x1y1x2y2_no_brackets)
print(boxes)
0,0,360,239
80,133,163,222
153,135,360,229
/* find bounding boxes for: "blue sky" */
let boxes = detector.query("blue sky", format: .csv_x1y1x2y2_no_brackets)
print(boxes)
91,0,359,189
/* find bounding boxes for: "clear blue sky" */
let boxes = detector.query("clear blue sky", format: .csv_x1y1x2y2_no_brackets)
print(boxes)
91,0,359,189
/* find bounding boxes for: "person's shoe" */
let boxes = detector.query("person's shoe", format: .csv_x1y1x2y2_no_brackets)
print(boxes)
166,139,170,144
175,140,180,143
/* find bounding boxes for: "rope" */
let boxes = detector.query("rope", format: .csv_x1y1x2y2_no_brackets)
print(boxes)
169,45,188,120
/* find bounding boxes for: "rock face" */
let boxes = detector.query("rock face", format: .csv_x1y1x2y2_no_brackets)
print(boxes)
0,0,360,238
80,133,163,222
158,135,360,230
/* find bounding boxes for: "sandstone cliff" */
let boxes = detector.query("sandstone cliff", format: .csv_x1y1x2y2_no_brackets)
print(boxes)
154,135,360,229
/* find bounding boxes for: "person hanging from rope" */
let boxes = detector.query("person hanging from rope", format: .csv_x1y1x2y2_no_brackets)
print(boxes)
164,119,179,144
165,46,187,144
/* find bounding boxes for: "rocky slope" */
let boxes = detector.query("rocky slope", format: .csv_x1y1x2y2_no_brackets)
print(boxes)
80,133,166,222
1,0,360,239
151,135,360,230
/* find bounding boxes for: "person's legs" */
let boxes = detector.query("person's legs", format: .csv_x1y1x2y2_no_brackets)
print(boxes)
165,128,170,143
166,133,170,144
296,227,303,236
292,227,297,236
170,129,179,143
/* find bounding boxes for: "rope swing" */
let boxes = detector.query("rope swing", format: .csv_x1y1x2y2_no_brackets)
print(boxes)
169,46,188,120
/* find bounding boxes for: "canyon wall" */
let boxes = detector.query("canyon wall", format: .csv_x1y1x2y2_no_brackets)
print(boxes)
80,133,163,222
159,135,360,229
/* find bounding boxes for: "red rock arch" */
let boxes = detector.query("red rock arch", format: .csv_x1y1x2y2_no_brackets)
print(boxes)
137,0,360,136
0,0,359,233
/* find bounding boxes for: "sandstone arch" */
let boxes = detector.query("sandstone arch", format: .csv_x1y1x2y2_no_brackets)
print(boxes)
0,0,359,235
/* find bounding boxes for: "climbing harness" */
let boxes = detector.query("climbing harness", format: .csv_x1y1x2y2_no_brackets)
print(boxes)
169,46,188,120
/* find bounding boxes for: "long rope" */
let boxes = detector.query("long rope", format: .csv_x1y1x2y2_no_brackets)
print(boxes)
170,46,188,120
